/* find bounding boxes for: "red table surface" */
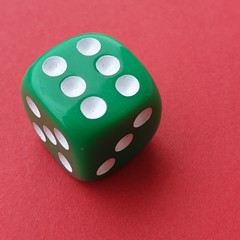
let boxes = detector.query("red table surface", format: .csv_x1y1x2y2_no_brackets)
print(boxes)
1,0,240,239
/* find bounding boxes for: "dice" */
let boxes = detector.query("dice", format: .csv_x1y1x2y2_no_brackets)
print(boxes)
21,33,162,181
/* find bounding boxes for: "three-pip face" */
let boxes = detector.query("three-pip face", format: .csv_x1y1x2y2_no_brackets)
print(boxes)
21,33,162,181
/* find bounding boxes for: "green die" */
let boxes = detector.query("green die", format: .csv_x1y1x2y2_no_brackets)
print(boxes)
21,33,162,181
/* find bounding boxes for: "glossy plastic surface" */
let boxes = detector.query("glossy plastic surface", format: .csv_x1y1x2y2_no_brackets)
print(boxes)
21,33,162,181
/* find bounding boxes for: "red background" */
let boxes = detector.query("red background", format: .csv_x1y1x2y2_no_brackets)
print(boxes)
1,0,240,239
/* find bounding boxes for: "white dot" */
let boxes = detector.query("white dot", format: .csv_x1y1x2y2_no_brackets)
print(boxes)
80,97,107,119
76,38,101,56
54,128,69,150
43,125,57,145
115,134,133,152
133,108,153,128
115,75,140,97
42,56,67,77
96,158,116,176
96,55,120,76
26,96,41,118
58,152,72,172
32,123,46,142
61,76,86,97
